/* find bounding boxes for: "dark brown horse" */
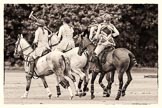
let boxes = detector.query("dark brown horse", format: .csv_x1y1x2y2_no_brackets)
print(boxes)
78,36,138,100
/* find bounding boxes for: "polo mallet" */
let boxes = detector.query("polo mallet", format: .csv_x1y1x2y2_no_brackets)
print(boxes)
29,11,53,34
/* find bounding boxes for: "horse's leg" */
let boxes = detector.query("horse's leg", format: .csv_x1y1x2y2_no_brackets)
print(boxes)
91,71,98,99
40,76,52,99
21,74,32,98
122,69,132,97
82,73,90,96
98,72,107,96
71,68,85,96
106,71,115,97
55,75,61,97
66,72,79,96
115,69,124,100
59,76,73,100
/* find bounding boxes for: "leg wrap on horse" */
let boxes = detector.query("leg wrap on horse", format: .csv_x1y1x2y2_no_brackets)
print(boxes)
56,86,61,95
78,79,83,89
91,84,94,93
99,82,106,89
60,79,70,89
83,82,88,92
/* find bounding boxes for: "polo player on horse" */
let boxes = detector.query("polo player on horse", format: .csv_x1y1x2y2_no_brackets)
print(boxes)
30,19,51,76
90,14,120,64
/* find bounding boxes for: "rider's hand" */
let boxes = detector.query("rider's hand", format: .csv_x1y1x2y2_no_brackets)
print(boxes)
32,43,37,49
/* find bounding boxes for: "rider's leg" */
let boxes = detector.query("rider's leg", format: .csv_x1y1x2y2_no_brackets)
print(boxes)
29,57,35,74
94,44,105,56
91,44,105,63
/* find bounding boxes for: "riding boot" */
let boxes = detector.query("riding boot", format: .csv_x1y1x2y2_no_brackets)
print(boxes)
91,53,100,72
30,60,35,76
91,53,98,63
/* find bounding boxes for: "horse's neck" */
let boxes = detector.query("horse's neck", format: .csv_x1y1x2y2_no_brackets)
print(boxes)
65,47,78,57
21,40,33,58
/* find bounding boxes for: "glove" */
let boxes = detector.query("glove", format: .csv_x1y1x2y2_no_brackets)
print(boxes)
32,43,37,49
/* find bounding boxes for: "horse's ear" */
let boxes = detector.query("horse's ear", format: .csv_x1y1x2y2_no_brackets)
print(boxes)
81,35,83,39
20,34,23,38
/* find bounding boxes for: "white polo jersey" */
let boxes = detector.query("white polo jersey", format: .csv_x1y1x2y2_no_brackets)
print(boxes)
33,27,49,48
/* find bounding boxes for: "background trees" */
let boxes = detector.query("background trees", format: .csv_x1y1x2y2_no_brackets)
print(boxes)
4,4,158,67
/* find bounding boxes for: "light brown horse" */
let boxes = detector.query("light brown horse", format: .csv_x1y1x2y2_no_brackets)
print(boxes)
78,36,138,100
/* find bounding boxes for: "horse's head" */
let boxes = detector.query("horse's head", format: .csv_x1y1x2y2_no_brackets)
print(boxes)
14,34,33,58
73,34,81,47
14,34,22,58
78,36,94,56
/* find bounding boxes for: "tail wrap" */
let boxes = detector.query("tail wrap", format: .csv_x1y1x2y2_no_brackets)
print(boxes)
128,52,138,67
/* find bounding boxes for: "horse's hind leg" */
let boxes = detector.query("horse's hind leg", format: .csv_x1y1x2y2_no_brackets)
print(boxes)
82,72,90,96
98,73,107,96
66,72,79,96
115,69,124,100
21,74,32,98
91,71,98,99
105,71,115,97
71,68,85,96
122,69,132,97
40,76,52,99
59,76,73,99
55,75,61,97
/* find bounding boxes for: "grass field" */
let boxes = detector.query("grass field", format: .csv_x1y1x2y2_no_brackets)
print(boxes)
4,67,158,104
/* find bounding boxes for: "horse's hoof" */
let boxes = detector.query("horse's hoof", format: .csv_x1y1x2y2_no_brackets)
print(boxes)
115,98,119,100
103,93,110,97
48,93,52,99
91,95,95,99
79,93,82,97
57,93,61,96
115,96,120,100
75,93,79,96
86,87,89,92
70,96,74,100
122,92,126,97
82,92,86,96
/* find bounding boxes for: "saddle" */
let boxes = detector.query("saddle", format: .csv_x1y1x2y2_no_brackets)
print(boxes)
30,49,51,77
42,49,51,56
98,46,115,64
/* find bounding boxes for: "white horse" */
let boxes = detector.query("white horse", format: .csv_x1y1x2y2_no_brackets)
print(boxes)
14,34,74,99
49,33,90,96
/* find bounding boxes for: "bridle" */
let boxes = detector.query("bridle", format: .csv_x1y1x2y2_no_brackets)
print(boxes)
15,37,33,58
79,38,94,54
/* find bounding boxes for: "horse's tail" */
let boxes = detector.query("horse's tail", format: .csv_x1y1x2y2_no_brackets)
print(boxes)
61,55,70,75
128,52,138,67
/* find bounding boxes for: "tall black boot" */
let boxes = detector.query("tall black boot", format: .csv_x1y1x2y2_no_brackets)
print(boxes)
30,61,35,76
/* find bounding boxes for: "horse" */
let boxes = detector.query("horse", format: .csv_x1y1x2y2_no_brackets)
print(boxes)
49,33,90,96
14,34,74,99
77,36,138,100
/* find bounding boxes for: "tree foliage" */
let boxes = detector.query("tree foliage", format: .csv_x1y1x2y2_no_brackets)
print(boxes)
4,4,158,67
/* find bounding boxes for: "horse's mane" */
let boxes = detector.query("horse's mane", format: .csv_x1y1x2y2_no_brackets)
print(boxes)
20,37,31,47
82,36,95,47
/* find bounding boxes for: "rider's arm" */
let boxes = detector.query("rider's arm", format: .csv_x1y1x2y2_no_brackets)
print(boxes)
110,23,119,37
57,26,63,39
33,29,39,44
89,27,95,41
94,24,102,40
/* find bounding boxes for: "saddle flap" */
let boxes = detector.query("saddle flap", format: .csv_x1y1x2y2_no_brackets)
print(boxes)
99,46,114,64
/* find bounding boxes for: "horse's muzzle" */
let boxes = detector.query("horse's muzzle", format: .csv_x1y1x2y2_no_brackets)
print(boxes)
14,53,20,58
